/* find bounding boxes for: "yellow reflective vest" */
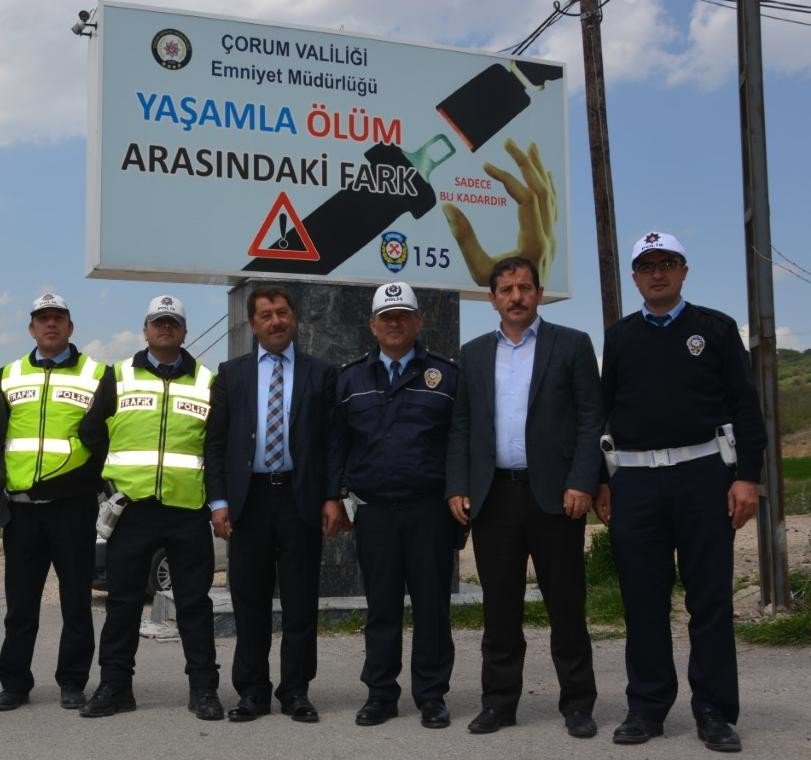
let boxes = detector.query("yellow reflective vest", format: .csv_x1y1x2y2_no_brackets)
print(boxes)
103,357,213,509
1,353,104,492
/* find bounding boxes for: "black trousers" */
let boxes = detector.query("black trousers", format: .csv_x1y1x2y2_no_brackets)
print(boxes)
354,497,455,706
0,495,97,693
98,500,218,690
609,455,738,723
472,477,596,716
229,477,322,704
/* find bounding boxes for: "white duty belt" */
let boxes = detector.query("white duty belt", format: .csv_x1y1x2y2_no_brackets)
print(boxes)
613,437,720,468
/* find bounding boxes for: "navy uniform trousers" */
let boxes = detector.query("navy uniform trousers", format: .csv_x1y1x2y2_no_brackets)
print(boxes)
0,494,97,694
609,454,738,724
354,497,455,707
98,499,218,690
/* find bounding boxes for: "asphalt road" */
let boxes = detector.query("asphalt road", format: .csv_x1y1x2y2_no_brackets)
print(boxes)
0,597,809,760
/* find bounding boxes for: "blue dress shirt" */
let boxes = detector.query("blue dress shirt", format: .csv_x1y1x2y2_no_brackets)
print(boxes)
494,315,540,469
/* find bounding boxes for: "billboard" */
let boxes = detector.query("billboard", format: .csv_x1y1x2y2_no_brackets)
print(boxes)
86,2,570,298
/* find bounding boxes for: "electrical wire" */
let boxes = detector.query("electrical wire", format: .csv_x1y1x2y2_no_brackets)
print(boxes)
699,0,811,27
195,329,231,360
185,313,227,350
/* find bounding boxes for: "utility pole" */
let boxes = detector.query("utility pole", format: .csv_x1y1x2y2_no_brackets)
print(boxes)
737,0,790,611
580,0,622,328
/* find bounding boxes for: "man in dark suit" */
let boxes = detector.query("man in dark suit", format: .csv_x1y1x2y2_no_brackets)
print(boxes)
205,285,346,724
446,257,603,738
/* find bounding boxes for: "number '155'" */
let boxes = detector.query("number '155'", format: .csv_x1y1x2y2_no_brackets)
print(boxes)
414,246,450,268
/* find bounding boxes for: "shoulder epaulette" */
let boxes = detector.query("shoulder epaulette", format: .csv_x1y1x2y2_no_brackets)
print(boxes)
424,349,455,365
691,304,736,327
339,353,369,371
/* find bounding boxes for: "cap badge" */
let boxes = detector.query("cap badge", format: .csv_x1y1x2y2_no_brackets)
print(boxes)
385,284,402,298
424,368,442,389
161,296,174,306
686,335,706,357
644,232,660,244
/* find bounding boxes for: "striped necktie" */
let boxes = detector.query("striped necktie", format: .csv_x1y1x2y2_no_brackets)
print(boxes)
646,314,671,327
264,355,285,470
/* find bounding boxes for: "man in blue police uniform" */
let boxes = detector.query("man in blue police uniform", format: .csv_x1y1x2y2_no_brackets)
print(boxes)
596,232,767,753
333,282,458,729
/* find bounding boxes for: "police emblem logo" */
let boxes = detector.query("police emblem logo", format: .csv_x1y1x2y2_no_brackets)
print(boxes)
380,231,408,274
644,232,660,244
424,368,442,388
161,296,174,306
152,29,193,70
41,293,56,304
686,334,706,356
385,283,402,298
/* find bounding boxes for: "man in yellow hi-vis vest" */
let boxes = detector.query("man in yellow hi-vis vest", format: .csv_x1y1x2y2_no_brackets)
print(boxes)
0,293,105,712
77,295,223,721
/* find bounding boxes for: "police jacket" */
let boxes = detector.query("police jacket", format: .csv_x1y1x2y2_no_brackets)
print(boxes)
0,345,105,500
80,348,213,509
334,341,457,502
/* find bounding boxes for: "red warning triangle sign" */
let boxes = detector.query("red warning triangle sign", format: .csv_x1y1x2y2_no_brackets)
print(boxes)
248,192,320,261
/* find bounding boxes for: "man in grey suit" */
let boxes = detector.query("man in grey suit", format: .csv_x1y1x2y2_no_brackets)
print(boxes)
446,256,602,738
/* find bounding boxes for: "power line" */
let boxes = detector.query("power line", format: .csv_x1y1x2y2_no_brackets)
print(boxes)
752,246,811,285
772,244,811,279
194,329,231,360
700,0,811,26
185,312,227,350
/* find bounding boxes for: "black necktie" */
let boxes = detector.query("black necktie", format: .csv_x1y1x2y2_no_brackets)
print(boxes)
157,363,174,378
390,360,402,385
646,314,670,327
40,359,55,369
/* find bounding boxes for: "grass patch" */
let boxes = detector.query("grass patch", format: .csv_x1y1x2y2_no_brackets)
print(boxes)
782,457,811,479
783,479,811,515
736,611,811,645
735,570,811,646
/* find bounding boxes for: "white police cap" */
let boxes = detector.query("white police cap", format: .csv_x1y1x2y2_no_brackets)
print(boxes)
631,231,687,265
146,295,186,325
372,282,419,316
31,292,69,316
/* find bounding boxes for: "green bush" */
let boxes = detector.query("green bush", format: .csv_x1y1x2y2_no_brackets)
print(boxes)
585,527,618,587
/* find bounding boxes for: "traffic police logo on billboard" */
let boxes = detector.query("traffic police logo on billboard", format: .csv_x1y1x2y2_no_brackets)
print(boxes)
686,335,706,357
380,231,408,274
151,29,192,70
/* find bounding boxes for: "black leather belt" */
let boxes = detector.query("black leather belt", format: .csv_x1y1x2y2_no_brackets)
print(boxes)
494,468,529,482
252,472,292,486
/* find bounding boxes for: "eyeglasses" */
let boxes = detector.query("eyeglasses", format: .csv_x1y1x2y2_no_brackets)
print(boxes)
634,258,683,274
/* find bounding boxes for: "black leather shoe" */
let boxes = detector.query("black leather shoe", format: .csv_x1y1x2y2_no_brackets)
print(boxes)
355,699,398,726
612,712,664,744
281,695,319,723
696,709,742,752
0,690,29,711
227,694,271,722
467,706,517,734
189,688,224,721
79,683,136,717
420,699,450,729
60,683,86,709
565,710,597,738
